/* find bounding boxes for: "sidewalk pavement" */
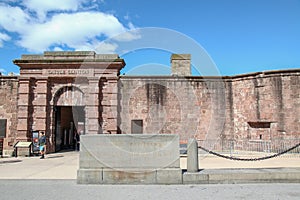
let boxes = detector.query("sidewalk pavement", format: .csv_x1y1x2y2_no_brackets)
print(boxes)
0,151,79,179
1,151,300,182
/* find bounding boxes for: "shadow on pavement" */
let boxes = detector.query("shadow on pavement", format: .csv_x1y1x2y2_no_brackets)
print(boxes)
46,155,64,159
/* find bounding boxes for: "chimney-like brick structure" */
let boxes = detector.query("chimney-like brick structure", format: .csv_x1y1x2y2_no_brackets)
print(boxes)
171,54,191,76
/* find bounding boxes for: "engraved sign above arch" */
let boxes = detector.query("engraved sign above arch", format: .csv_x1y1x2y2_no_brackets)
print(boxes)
43,69,94,77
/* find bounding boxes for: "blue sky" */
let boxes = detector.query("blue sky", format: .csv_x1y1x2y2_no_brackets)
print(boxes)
0,0,300,76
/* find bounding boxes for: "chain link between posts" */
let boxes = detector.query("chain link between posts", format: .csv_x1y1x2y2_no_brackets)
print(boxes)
198,142,300,161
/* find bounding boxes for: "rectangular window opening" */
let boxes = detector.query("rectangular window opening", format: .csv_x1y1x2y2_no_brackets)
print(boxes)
131,119,143,134
0,119,7,138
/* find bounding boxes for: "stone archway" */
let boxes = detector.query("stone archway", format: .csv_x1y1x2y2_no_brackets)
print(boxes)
53,86,85,107
52,86,85,151
13,51,125,153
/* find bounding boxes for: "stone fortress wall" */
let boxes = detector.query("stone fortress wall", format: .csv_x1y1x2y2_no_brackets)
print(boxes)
0,52,299,155
0,75,18,155
119,69,300,144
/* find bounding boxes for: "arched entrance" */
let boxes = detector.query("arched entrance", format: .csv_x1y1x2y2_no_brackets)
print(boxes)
13,51,125,153
53,86,85,152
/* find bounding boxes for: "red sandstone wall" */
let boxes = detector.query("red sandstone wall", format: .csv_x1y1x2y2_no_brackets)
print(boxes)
0,76,18,155
119,77,230,142
231,71,300,141
119,70,300,143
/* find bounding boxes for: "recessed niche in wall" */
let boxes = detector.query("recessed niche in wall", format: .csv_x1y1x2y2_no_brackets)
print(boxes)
248,121,271,129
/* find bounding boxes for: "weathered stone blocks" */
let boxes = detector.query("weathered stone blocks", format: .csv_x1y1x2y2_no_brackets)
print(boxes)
156,168,183,184
77,169,103,184
77,134,182,184
102,169,157,184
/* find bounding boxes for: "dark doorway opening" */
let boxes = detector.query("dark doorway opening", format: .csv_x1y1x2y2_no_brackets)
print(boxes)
54,106,85,152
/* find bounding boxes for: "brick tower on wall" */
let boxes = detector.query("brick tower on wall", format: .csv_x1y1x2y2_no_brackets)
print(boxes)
171,54,191,76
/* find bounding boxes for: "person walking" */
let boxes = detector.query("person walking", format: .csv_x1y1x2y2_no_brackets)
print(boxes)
39,131,46,159
74,131,81,151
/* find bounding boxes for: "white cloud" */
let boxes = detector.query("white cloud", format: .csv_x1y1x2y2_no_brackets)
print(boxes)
113,30,141,42
0,68,6,74
113,22,141,42
95,42,118,54
22,0,82,20
0,32,11,47
0,4,31,32
53,47,63,51
18,12,126,52
0,2,140,53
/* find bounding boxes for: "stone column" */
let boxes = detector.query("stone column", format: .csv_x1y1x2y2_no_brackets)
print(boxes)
16,78,31,141
86,78,99,134
101,77,118,134
33,78,48,133
187,138,199,172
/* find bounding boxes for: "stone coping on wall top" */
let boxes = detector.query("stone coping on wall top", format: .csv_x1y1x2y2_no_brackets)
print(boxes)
0,75,19,79
14,58,125,64
81,134,179,138
231,68,300,78
119,69,300,80
21,51,118,59
170,54,191,60
44,51,97,57
15,51,122,63
119,75,226,81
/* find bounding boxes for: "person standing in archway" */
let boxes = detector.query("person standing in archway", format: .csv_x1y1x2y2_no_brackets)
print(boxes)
74,130,81,151
39,132,46,159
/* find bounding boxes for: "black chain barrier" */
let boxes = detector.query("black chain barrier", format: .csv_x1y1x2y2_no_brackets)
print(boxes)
198,142,300,161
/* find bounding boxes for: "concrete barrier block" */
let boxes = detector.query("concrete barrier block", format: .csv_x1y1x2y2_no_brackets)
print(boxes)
156,168,183,184
80,134,180,169
78,134,182,184
79,149,105,168
77,169,103,184
103,169,156,184
183,172,209,184
208,173,250,184
271,172,300,181
208,171,300,184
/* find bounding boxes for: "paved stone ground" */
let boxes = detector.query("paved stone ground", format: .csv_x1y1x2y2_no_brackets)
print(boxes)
0,180,299,200
1,151,300,199
0,151,78,179
1,151,300,179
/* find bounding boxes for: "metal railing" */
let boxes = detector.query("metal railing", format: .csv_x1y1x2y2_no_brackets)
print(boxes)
197,139,300,158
